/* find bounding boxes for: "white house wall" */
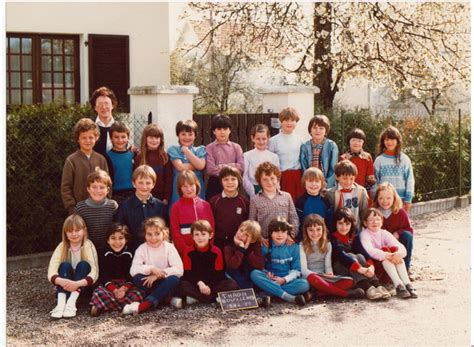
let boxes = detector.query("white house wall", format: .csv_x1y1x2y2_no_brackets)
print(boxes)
6,2,171,103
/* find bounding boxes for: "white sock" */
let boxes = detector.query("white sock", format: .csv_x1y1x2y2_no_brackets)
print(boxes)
56,292,67,308
382,260,403,287
396,262,411,285
281,292,295,303
66,291,80,307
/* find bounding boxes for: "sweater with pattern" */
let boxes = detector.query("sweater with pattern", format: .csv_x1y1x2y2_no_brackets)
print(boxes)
373,152,415,203
262,242,302,284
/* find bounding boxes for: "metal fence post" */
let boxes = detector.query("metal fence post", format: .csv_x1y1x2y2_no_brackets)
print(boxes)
458,109,462,197
148,111,152,124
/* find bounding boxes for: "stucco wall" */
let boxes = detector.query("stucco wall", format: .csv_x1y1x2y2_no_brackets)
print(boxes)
6,2,171,103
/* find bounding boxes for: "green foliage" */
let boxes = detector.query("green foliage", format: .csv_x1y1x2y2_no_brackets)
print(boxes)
324,107,471,202
7,103,95,256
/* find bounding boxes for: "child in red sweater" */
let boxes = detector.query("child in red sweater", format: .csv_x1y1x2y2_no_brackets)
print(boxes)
210,166,249,252
374,182,414,271
170,170,215,256
176,220,238,305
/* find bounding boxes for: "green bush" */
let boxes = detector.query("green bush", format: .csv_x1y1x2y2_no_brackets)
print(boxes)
7,103,95,256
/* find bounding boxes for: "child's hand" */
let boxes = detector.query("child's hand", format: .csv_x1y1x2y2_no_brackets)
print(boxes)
391,253,403,264
142,274,158,288
162,199,169,206
151,267,166,279
266,272,275,280
325,272,334,277
244,237,251,249
233,234,245,248
403,202,412,213
366,265,375,278
273,276,286,285
285,238,295,246
393,232,400,240
63,280,81,292
198,281,211,295
181,146,191,155
113,288,125,299
262,238,269,248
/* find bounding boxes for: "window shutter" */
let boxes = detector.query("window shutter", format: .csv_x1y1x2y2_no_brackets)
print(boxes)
88,34,130,112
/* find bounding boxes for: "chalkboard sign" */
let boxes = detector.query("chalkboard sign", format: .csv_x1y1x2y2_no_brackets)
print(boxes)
217,288,259,312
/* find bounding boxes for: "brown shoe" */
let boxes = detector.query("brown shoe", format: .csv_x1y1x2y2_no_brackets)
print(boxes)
303,291,313,303
90,306,101,317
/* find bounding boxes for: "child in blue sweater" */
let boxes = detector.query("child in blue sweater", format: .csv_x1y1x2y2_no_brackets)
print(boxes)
250,218,309,306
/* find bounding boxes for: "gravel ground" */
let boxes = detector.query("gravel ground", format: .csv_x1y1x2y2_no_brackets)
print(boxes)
6,206,471,346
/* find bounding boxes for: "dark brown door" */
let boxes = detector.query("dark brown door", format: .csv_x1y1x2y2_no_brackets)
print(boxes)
88,34,130,112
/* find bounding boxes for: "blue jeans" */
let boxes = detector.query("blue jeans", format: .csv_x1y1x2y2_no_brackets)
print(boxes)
132,274,179,308
56,261,91,295
226,269,253,289
250,269,309,299
398,231,413,270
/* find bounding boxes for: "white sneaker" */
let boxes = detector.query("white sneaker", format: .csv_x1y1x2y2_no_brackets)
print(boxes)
186,296,199,305
122,302,140,315
50,304,65,319
170,297,183,309
62,304,77,318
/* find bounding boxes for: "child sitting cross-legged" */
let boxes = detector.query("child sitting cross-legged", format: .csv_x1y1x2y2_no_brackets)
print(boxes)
299,214,365,299
359,208,418,299
330,208,390,301
175,220,239,307
89,223,144,316
122,217,183,315
250,218,310,306
48,214,99,319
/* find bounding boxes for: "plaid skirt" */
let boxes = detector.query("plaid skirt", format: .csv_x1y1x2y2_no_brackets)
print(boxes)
90,281,144,312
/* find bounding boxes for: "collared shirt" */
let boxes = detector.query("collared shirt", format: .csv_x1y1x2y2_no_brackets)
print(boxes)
249,189,299,239
205,140,244,177
95,116,115,153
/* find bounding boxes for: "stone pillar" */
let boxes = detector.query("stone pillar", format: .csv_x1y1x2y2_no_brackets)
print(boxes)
260,86,320,140
128,85,199,147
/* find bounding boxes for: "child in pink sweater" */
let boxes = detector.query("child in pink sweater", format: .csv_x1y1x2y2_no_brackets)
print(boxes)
359,208,417,299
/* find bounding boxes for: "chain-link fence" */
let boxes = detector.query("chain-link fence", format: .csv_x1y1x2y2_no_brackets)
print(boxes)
6,104,470,256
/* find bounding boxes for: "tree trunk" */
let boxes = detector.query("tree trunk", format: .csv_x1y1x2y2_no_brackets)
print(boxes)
313,3,335,111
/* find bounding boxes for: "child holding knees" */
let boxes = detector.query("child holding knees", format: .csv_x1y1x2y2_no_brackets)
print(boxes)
359,208,417,299
170,170,215,256
175,220,239,307
295,167,332,237
105,121,135,204
330,208,390,300
167,120,206,207
209,166,249,251
114,165,166,251
205,114,244,200
326,160,369,231
61,118,109,215
300,115,339,188
268,107,304,202
373,125,414,213
89,223,144,316
48,214,99,319
122,217,183,315
249,162,299,241
134,123,173,207
76,169,118,249
243,124,280,198
374,182,414,270
300,214,364,299
250,218,310,306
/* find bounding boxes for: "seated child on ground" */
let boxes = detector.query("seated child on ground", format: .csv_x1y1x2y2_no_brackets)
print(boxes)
76,169,118,249
299,214,364,299
48,214,99,319
250,218,310,306
176,220,239,306
359,208,417,299
89,223,144,316
374,182,414,271
330,208,391,300
122,217,183,315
